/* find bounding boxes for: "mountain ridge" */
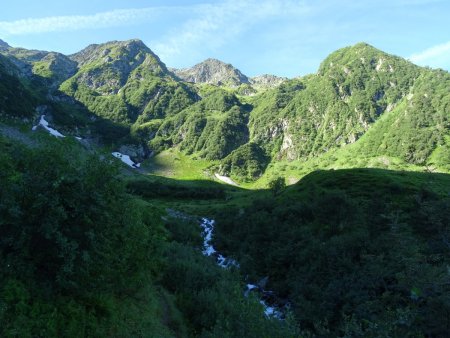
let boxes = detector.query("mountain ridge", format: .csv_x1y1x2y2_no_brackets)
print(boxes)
0,38,448,182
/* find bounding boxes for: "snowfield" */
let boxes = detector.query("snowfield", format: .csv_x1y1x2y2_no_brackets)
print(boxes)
32,115,65,137
214,173,238,186
112,152,140,168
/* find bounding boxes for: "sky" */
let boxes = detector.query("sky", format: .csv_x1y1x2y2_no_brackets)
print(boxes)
0,0,449,78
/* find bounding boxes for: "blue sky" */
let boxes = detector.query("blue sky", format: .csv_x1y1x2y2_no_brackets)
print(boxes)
1,0,449,77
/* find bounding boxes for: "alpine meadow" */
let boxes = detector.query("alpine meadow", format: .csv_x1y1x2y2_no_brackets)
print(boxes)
0,3,449,337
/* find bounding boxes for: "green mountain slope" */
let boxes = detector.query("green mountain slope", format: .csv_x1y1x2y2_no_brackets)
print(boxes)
60,39,198,126
249,43,421,160
1,39,448,181
0,54,36,118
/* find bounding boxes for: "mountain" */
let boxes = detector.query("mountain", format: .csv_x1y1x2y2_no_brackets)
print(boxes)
0,39,448,179
0,43,77,87
0,38,449,337
149,42,449,181
172,59,287,91
249,43,422,160
172,58,250,87
59,39,198,129
0,39,9,49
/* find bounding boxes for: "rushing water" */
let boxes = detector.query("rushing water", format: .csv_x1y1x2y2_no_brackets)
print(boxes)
199,217,284,318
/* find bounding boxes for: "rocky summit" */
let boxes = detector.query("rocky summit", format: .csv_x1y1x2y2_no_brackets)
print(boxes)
172,58,250,87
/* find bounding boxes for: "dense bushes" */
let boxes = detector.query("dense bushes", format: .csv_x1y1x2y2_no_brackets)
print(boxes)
220,143,270,181
160,217,300,337
214,169,450,336
0,137,300,336
127,178,226,200
0,138,165,335
149,90,250,160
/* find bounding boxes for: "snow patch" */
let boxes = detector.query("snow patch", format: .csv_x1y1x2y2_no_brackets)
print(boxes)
215,173,238,186
112,152,140,168
32,115,65,138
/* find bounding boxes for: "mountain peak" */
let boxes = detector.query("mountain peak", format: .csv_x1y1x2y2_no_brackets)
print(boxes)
69,39,162,68
318,41,417,76
0,38,10,49
173,58,250,87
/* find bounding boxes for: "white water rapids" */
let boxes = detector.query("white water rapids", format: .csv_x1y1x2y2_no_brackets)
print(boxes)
199,217,284,318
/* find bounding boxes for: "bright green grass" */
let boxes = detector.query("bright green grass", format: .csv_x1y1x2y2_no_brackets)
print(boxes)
138,144,445,191
142,148,215,181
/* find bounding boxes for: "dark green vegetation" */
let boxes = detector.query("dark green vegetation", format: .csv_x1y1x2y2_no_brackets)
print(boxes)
1,38,449,337
0,54,36,118
214,169,450,337
0,137,298,337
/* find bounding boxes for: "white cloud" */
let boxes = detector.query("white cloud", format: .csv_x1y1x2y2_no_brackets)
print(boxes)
0,7,169,36
152,0,310,63
409,41,450,69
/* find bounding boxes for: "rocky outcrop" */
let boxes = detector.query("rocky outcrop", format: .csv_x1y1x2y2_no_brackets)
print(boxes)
173,58,250,87
118,144,149,162
250,74,287,89
0,41,77,85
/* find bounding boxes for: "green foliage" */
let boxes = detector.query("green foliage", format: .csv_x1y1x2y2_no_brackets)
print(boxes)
127,178,226,200
214,168,450,337
149,90,250,160
160,217,300,337
249,43,424,163
32,60,54,79
127,79,198,122
0,55,36,118
268,176,286,196
352,69,450,165
220,143,270,181
0,138,169,336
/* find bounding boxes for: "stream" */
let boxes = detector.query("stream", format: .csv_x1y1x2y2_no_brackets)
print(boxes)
199,217,286,319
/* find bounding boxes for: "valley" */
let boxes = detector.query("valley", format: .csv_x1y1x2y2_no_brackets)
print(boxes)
0,37,449,337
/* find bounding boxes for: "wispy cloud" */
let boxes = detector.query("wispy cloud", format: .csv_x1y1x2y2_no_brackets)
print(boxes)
152,0,310,62
0,7,169,36
410,41,450,69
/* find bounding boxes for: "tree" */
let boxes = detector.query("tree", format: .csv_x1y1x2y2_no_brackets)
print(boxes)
268,177,286,196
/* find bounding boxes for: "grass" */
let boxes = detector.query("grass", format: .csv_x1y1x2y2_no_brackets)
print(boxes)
141,148,215,181
124,166,450,227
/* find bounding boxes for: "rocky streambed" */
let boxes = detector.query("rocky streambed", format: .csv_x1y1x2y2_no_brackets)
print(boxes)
199,217,288,319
